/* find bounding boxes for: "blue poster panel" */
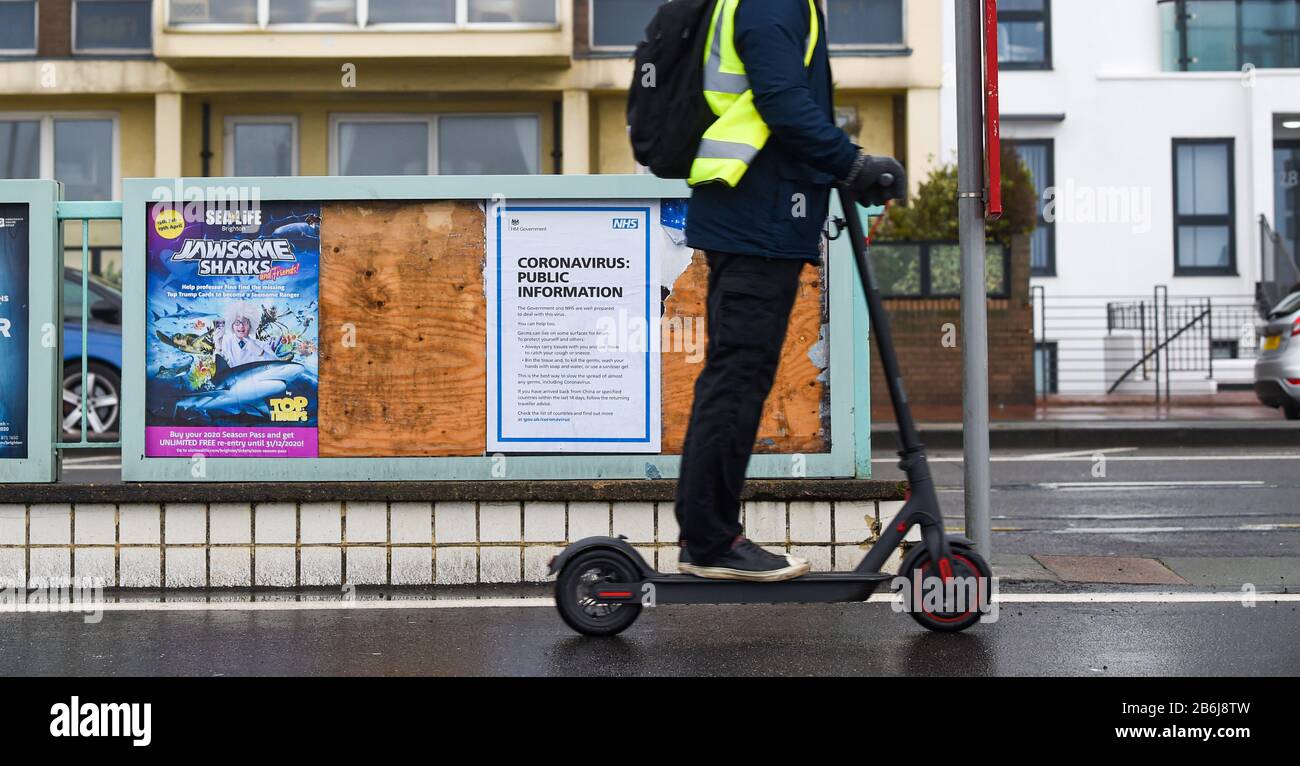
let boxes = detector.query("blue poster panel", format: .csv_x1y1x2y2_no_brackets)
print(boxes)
0,204,29,460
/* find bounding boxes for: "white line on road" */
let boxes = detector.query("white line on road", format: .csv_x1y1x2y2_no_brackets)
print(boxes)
1038,480,1268,490
1046,525,1300,534
1019,447,1139,460
4,592,1299,614
875,454,1300,464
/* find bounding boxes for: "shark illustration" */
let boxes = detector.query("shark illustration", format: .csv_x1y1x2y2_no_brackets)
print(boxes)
173,360,315,421
151,304,208,322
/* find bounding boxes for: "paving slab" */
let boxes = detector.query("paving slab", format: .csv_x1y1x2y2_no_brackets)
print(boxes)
1033,555,1189,585
1161,557,1300,590
993,553,1062,583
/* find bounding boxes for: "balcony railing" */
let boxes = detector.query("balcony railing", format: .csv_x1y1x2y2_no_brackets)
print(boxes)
1160,0,1300,71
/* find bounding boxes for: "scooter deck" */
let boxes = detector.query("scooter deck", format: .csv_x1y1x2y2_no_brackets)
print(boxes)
608,571,895,605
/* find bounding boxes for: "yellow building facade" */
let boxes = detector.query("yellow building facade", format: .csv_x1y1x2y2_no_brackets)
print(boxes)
0,0,944,274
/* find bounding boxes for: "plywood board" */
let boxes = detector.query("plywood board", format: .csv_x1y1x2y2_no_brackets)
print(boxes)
660,251,829,455
318,201,487,457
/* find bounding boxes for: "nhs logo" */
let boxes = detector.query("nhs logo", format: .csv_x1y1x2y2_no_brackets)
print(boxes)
611,217,640,230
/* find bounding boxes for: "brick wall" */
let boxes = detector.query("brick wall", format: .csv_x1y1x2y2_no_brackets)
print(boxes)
38,0,72,58
870,236,1035,421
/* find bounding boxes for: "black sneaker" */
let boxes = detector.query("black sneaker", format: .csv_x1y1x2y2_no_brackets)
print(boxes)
679,537,810,582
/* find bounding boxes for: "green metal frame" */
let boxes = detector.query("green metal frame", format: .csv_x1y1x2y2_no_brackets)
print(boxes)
0,181,61,483
56,200,125,453
117,174,870,482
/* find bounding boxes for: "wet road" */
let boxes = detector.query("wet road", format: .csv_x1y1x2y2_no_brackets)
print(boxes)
3,596,1298,676
870,446,1300,557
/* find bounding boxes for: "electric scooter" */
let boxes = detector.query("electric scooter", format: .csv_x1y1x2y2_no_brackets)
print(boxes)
549,181,993,635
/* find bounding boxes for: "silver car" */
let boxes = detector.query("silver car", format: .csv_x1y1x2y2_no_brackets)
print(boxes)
1255,290,1300,420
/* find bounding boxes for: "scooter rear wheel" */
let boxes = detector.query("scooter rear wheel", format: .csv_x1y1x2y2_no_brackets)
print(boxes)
555,549,643,636
897,542,992,633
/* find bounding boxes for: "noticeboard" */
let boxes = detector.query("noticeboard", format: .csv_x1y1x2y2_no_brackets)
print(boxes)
120,176,865,482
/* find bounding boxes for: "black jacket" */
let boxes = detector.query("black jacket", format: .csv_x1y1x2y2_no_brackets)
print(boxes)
685,0,859,261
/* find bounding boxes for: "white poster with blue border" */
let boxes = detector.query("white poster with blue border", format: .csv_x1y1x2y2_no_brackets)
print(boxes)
486,199,662,453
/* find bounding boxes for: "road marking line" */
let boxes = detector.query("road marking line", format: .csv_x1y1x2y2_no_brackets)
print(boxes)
1038,480,1267,490
1020,447,1138,460
875,454,1300,464
4,592,1299,614
1048,525,1300,534
0,598,558,614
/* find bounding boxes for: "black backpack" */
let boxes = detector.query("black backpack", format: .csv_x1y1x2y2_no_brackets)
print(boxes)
626,0,718,179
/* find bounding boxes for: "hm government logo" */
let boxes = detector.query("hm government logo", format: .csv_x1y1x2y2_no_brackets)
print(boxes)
612,217,640,230
0,217,23,228
49,696,152,747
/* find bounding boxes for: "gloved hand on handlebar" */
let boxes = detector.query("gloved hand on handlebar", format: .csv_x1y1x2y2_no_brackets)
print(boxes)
839,151,907,207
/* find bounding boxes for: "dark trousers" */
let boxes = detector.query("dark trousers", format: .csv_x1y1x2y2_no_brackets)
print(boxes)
674,251,805,561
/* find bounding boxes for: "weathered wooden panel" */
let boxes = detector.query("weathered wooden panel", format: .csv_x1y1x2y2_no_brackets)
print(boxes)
660,251,829,455
318,201,487,457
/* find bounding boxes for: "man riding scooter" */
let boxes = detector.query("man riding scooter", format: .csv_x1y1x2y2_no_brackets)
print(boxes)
676,0,907,582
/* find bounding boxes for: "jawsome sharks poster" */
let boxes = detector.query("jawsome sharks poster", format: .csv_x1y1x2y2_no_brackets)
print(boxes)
0,203,29,460
145,201,320,458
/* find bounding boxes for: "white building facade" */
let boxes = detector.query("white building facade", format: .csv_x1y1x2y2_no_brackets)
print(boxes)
940,0,1300,395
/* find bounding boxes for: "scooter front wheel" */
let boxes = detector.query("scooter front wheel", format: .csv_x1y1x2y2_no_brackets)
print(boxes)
896,542,992,633
555,549,643,637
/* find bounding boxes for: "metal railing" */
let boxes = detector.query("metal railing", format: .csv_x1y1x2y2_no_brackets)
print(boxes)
1032,286,1260,405
56,201,124,453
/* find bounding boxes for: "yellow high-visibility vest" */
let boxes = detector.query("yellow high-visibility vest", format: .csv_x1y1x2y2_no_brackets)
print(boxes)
688,0,819,187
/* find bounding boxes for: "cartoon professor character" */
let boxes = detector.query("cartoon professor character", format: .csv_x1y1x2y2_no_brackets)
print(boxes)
215,303,279,369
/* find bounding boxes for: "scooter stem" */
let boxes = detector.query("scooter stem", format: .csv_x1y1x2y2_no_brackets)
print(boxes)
837,187,951,568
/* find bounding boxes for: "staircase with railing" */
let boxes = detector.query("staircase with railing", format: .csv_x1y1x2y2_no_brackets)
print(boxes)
1032,287,1260,405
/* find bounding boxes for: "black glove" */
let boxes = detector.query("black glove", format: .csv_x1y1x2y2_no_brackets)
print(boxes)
841,152,907,206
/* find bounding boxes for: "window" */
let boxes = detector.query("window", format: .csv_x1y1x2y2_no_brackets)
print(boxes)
1034,341,1058,395
872,242,1010,298
369,0,455,24
589,0,659,49
438,115,540,174
167,0,555,27
329,114,540,176
269,0,357,25
74,0,154,53
467,0,554,23
169,0,260,24
1162,0,1300,71
998,0,1051,69
1172,139,1236,275
1008,139,1056,276
1211,339,1240,359
0,0,37,55
225,116,299,177
827,0,905,49
0,120,40,178
0,115,118,200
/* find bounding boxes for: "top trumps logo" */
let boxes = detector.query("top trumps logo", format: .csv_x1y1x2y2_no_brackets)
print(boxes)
611,218,640,230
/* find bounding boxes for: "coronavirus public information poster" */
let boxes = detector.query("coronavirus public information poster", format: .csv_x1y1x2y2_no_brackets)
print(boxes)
486,200,662,453
0,204,29,460
144,202,320,458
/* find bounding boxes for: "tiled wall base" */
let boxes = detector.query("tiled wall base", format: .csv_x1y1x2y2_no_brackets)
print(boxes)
0,499,914,588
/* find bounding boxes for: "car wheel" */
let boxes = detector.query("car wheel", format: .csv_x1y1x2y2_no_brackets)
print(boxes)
63,361,121,438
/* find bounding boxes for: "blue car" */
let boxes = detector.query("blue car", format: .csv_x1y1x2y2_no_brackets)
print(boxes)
63,268,122,438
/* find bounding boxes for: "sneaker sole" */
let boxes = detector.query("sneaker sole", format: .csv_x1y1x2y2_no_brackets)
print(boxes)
677,560,812,582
